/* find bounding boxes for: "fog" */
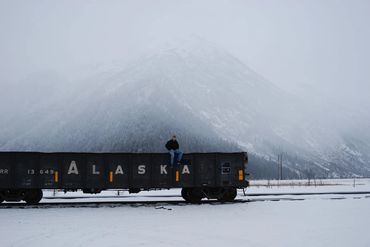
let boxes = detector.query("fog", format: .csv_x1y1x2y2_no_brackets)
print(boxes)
0,0,370,176
1,0,370,102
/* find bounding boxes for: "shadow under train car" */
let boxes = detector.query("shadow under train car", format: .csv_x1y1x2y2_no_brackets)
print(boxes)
0,152,249,204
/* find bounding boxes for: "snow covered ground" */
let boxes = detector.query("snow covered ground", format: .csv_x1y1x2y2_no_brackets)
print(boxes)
1,179,370,247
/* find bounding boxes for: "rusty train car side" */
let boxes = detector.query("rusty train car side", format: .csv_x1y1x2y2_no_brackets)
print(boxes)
0,152,249,204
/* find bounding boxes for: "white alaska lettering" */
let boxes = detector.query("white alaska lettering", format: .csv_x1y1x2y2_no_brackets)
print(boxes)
182,165,190,174
138,165,146,174
160,165,168,174
115,165,124,175
68,161,79,175
92,165,100,175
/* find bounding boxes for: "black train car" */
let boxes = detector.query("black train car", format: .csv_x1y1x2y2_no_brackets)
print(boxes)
0,152,249,204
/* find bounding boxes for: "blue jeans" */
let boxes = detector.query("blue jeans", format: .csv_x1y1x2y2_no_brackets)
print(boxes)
169,149,183,165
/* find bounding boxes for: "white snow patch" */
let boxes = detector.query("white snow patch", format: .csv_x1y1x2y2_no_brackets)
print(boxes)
1,179,370,247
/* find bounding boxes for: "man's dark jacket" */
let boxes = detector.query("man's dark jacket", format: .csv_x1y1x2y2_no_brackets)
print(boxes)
166,140,179,151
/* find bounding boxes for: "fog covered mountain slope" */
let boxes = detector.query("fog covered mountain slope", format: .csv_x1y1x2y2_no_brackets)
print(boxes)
1,43,369,178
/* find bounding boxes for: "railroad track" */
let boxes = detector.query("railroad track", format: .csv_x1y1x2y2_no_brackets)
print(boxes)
0,199,246,208
244,191,370,196
1,191,370,208
37,190,370,200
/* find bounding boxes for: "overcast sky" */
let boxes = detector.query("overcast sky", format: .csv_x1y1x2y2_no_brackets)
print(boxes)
1,0,369,106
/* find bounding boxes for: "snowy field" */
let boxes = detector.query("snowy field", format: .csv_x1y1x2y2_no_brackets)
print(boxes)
1,179,370,247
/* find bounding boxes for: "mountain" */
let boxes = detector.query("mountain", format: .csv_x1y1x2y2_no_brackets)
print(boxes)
1,41,369,178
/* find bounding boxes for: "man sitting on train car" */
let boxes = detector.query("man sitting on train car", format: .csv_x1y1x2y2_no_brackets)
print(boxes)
165,135,183,165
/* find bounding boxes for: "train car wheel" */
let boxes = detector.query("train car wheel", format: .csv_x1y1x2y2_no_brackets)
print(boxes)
181,188,191,202
227,188,237,201
24,189,43,205
187,188,203,204
218,188,237,202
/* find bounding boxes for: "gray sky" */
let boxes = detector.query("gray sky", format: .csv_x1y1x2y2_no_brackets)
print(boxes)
1,0,369,106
